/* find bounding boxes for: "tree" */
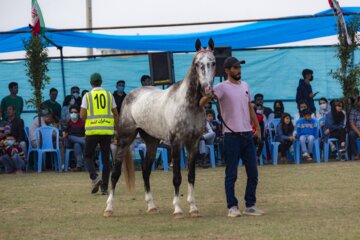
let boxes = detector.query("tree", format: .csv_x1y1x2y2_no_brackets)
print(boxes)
330,17,360,110
24,36,50,125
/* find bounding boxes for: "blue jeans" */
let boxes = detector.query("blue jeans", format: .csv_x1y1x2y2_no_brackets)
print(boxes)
67,135,85,168
299,135,315,154
1,154,25,172
224,132,258,209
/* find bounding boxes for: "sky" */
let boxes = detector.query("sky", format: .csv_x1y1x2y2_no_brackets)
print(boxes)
0,0,359,59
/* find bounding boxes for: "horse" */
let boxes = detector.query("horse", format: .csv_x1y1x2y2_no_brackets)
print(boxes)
104,38,216,218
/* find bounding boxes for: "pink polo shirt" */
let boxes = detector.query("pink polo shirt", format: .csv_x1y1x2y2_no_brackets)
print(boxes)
213,80,252,133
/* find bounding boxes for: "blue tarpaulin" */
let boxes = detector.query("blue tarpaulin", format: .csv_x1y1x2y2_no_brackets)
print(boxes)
1,8,359,53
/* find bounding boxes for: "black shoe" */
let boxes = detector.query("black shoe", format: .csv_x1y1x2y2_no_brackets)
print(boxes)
91,176,102,194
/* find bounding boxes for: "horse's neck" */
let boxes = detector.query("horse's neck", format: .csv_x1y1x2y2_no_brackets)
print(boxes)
180,69,202,109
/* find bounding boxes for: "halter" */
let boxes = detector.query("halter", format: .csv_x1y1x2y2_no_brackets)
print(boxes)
196,49,213,55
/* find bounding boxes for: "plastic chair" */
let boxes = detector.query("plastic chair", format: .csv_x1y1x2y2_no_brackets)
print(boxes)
268,118,281,165
205,144,216,168
35,126,62,173
132,147,169,172
24,126,38,171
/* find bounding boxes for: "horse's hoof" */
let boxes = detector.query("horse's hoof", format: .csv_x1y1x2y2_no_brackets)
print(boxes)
189,210,201,218
173,212,184,219
147,208,158,214
103,210,113,218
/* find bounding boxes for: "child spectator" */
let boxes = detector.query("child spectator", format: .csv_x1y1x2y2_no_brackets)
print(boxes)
296,109,318,161
0,134,26,174
275,113,295,164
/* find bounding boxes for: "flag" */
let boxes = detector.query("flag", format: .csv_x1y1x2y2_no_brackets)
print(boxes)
328,0,352,45
31,0,45,36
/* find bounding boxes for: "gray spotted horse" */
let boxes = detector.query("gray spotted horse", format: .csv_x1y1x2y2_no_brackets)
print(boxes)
104,38,216,218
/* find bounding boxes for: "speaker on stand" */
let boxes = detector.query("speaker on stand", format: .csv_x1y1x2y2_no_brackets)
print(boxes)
148,52,175,87
214,47,232,82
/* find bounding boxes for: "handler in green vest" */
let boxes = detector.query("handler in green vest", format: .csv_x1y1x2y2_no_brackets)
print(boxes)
80,73,119,195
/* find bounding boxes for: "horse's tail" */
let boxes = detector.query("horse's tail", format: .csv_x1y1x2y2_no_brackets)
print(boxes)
122,147,135,192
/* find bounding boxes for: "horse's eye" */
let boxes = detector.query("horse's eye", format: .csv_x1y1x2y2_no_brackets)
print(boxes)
212,62,216,67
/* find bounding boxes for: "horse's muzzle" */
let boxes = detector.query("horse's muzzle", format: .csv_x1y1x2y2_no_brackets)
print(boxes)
202,84,212,96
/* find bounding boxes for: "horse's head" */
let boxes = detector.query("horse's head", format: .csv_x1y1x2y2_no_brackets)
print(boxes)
193,38,216,97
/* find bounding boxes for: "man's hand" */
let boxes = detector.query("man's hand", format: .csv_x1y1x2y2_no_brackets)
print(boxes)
288,136,295,141
254,129,261,142
199,95,213,107
324,129,330,135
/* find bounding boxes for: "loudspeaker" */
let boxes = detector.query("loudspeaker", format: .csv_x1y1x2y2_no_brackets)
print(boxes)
148,52,175,86
214,47,232,77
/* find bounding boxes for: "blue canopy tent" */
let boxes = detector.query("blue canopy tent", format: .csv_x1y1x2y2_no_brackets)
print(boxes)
0,8,359,53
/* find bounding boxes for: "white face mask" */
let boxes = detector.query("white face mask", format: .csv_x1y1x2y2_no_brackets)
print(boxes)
320,103,327,110
256,110,263,115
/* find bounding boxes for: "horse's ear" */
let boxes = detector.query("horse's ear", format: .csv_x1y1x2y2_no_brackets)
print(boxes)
195,39,201,51
208,38,214,50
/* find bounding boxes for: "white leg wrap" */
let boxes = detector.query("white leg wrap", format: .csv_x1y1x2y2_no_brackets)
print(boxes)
105,191,114,212
187,183,198,213
173,195,183,214
145,192,156,211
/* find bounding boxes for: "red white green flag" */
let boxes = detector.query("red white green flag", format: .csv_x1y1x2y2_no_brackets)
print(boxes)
31,0,45,36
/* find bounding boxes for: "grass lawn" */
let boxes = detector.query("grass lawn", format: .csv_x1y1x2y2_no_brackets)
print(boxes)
1,161,360,240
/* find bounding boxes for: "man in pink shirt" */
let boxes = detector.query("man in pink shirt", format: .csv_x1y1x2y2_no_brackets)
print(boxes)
200,56,264,217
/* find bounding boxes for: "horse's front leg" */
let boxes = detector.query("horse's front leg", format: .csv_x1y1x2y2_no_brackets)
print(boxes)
172,145,183,218
186,142,200,217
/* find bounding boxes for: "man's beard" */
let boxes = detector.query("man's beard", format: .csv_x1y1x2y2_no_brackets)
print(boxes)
231,73,241,81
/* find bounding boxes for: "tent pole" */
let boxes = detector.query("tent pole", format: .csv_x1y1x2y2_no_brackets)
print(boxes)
59,47,66,99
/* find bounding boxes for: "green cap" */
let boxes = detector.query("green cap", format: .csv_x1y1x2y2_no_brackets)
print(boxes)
90,73,102,85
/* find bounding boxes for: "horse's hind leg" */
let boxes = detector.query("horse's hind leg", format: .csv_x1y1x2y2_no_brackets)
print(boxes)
139,130,160,213
186,141,201,217
104,131,137,217
171,144,184,218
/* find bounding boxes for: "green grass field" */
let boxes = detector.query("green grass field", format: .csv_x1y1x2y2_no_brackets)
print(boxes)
1,161,360,240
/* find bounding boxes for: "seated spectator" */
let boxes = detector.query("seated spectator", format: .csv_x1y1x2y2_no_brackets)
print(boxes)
275,113,295,164
198,118,216,168
0,127,7,169
293,100,315,125
252,104,267,163
296,109,318,161
323,100,347,154
315,97,331,121
42,88,62,121
3,105,26,158
349,96,360,159
268,100,285,124
62,86,82,121
28,108,55,148
0,134,26,174
0,82,24,120
254,93,273,118
62,105,85,171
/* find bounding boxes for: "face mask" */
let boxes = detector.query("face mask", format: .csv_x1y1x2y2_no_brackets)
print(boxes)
309,76,313,81
256,110,263,115
72,93,80,99
7,140,14,146
117,86,125,92
275,107,282,112
70,113,78,120
320,103,327,110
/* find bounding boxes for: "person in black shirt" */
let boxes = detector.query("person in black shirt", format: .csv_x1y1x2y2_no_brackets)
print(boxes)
112,80,127,114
